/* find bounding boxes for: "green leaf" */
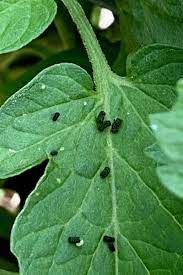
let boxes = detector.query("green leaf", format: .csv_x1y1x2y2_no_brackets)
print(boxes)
116,0,183,52
145,143,168,165
0,45,179,273
150,79,183,199
0,0,57,54
0,63,96,178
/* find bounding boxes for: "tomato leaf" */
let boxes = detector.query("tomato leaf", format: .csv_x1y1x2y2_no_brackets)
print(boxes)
0,45,181,274
116,0,183,52
150,79,183,198
0,0,57,54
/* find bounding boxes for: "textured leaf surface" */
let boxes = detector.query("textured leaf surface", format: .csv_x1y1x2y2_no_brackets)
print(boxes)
150,79,183,198
0,0,57,54
116,0,183,52
0,45,182,274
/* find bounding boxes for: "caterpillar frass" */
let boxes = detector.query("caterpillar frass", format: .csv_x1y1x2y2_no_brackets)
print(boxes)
50,150,58,156
111,118,122,133
52,112,60,122
103,235,115,243
100,167,110,178
107,242,115,252
97,120,111,132
68,237,80,244
96,111,106,124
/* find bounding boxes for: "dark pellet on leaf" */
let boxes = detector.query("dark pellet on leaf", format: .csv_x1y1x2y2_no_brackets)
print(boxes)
103,235,115,243
97,120,111,132
96,111,106,123
100,167,110,178
103,120,111,128
68,237,80,244
50,150,58,156
111,118,122,133
97,123,105,132
52,112,60,121
108,242,115,252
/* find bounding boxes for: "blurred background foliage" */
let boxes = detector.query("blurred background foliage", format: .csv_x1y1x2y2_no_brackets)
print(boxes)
0,1,121,272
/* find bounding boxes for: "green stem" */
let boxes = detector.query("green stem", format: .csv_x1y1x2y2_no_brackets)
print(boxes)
61,0,111,93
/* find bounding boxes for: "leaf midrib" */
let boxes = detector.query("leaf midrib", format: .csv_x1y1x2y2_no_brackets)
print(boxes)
104,83,149,275
101,72,183,274
103,75,119,275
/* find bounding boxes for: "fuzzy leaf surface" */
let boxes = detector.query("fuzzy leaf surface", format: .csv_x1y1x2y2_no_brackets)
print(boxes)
0,0,57,54
0,46,182,274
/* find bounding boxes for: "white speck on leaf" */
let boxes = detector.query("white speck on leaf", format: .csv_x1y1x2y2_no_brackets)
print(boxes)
83,101,87,106
57,178,61,184
76,240,84,247
41,84,46,90
9,149,16,153
151,124,158,131
60,147,64,151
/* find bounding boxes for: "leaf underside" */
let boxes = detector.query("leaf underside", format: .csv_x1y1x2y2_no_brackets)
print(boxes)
0,0,57,54
150,80,183,199
0,45,182,274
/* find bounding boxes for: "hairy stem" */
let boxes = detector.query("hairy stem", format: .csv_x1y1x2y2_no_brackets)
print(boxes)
61,0,111,93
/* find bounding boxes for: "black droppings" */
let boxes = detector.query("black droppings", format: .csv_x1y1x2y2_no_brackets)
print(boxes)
50,150,58,156
100,167,110,178
108,242,115,252
96,111,111,132
97,120,111,132
68,237,80,244
103,235,115,252
111,118,122,133
103,235,115,243
96,111,106,124
52,112,60,121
